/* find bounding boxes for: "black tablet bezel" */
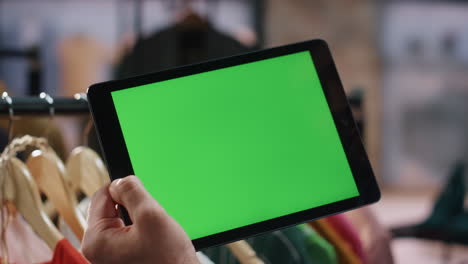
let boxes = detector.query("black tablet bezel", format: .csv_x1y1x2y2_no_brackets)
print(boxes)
87,39,380,250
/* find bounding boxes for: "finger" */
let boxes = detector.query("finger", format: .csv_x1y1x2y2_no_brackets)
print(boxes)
109,175,165,224
82,185,124,261
87,184,122,229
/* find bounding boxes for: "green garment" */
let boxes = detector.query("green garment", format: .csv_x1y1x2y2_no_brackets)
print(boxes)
298,224,338,264
202,224,337,264
392,162,468,245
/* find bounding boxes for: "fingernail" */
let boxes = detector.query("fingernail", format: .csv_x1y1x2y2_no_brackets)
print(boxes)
111,179,122,188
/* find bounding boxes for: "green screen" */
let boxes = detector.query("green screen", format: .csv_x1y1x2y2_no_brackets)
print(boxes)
111,51,359,240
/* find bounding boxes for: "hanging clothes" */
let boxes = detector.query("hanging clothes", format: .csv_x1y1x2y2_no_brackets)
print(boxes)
297,224,338,264
326,214,366,263
308,219,361,264
0,237,87,264
0,211,52,264
202,224,337,264
346,209,394,264
44,239,89,264
115,24,251,79
392,162,468,244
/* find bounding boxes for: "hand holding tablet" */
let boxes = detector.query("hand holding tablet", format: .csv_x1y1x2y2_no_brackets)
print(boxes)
82,176,200,264
87,39,380,250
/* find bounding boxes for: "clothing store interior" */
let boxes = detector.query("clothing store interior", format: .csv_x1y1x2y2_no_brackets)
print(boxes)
1,0,468,263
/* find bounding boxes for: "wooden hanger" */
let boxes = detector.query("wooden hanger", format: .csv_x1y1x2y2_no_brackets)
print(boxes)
65,146,110,198
3,157,63,249
26,149,86,241
226,240,264,264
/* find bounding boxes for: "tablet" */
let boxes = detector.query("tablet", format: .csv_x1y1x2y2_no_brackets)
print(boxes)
87,39,380,250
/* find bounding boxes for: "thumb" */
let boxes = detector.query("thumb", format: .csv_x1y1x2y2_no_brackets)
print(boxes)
109,176,165,224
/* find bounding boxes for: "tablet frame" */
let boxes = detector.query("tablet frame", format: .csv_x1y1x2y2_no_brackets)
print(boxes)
87,39,380,250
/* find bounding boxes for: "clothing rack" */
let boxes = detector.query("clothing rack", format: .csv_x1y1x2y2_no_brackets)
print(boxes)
0,92,363,116
0,96,89,115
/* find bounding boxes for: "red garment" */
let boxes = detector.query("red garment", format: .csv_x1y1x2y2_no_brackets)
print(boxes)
327,214,366,264
1,237,88,264
42,239,89,264
346,208,394,264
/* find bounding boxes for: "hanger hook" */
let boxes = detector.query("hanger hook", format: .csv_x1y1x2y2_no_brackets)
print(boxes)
39,92,54,138
74,93,92,146
2,92,14,143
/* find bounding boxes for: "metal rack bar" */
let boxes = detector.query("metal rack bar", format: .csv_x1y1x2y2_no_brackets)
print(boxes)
0,92,361,116
0,97,89,115
0,49,36,58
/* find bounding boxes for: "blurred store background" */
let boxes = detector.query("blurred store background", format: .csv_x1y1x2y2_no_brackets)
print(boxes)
1,0,468,263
